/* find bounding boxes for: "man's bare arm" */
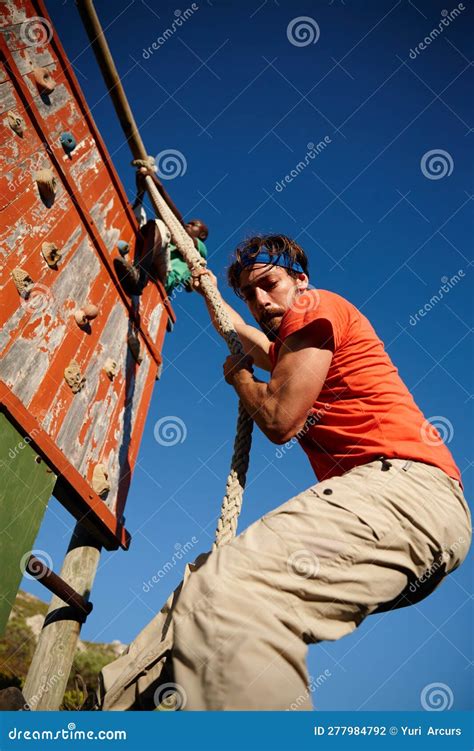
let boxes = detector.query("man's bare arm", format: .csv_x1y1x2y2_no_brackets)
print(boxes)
225,324,333,444
191,268,272,371
136,168,185,225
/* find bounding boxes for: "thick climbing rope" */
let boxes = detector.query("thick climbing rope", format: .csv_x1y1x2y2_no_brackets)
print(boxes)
132,159,253,549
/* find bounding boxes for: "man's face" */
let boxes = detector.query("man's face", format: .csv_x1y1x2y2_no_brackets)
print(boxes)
238,264,308,341
185,219,208,241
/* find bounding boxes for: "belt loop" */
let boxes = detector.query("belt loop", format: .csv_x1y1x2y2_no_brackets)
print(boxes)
377,455,392,471
402,460,413,472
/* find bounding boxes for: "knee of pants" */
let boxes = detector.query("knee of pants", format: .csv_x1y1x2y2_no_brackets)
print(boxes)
171,559,310,699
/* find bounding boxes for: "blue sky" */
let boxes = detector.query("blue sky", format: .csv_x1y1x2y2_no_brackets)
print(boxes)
25,0,473,710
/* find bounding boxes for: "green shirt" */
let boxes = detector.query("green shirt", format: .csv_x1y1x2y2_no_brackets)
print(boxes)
165,238,207,292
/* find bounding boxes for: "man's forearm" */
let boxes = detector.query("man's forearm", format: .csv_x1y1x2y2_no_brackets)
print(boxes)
230,370,282,443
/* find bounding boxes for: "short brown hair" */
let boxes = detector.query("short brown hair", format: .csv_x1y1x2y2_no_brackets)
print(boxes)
227,234,309,299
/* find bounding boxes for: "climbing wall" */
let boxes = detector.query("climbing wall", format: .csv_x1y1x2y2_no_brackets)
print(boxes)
0,0,176,550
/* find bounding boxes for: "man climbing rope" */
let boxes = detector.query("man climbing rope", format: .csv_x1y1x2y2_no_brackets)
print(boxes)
165,233,472,710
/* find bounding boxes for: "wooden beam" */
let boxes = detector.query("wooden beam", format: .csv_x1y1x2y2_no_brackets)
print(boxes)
75,0,149,162
22,522,101,710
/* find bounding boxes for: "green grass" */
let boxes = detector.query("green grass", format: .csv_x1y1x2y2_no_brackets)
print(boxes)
0,590,123,709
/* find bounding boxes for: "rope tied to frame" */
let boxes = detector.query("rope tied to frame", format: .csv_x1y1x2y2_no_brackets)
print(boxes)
132,158,253,550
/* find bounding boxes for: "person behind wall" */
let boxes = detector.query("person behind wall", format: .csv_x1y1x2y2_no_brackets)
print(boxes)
115,167,208,296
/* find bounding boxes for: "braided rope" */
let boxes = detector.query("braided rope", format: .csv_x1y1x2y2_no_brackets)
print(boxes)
133,161,253,549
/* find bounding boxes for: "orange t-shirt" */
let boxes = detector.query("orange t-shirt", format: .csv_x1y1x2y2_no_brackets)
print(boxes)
268,289,463,489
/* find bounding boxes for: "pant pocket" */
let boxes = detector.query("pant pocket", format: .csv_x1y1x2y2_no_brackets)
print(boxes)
308,476,394,544
442,497,472,574
407,463,472,574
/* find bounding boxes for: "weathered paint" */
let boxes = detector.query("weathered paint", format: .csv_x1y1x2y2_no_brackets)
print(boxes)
0,0,176,546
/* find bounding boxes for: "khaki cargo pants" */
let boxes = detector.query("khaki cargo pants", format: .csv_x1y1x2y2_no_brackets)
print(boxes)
170,458,472,710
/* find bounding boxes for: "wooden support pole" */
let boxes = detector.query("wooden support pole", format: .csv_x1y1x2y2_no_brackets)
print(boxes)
76,0,149,162
22,523,101,710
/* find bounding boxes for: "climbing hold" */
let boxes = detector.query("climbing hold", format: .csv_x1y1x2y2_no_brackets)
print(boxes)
34,168,57,206
117,240,130,256
92,463,110,498
74,303,99,327
7,111,25,137
41,241,61,269
33,67,56,94
11,268,34,299
127,333,143,364
60,131,76,154
74,309,88,327
103,358,118,380
64,360,86,393
82,303,99,320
